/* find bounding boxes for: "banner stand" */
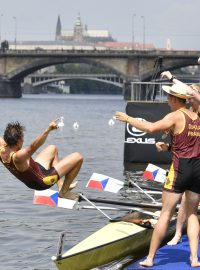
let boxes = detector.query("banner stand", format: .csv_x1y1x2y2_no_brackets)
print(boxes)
124,101,171,164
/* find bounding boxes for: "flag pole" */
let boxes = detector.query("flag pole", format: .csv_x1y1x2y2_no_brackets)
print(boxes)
79,193,111,220
128,180,157,203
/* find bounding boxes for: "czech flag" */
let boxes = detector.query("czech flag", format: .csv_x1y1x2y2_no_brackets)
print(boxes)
143,163,166,183
33,189,76,209
86,173,124,193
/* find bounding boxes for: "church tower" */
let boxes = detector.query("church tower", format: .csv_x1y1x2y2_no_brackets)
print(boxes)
55,15,62,41
73,13,84,42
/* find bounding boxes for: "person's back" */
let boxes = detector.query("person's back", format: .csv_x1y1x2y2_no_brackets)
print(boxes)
170,108,200,159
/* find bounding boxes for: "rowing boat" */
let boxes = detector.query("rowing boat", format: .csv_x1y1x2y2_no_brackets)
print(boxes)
52,209,177,270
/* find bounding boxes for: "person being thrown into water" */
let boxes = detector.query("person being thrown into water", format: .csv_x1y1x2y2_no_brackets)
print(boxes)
0,119,83,200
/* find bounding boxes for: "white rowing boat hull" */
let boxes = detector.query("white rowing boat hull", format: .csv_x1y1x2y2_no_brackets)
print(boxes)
53,221,149,270
52,211,176,270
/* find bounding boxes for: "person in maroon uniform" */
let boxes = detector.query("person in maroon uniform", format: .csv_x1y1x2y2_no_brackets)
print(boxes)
115,84,200,267
156,73,200,246
0,120,83,200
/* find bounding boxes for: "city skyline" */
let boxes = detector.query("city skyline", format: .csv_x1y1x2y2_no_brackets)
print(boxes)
0,0,199,50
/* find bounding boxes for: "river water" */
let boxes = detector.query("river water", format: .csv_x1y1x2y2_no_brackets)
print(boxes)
0,94,161,270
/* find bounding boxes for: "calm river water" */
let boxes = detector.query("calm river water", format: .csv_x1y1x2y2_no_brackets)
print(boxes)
0,94,159,270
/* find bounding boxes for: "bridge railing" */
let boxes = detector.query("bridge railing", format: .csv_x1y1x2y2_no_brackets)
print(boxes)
130,82,172,102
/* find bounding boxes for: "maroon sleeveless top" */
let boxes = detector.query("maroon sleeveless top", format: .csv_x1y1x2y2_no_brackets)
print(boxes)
0,151,55,190
170,109,200,161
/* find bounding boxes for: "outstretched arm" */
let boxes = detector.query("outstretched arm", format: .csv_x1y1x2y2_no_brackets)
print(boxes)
115,111,176,133
15,120,58,162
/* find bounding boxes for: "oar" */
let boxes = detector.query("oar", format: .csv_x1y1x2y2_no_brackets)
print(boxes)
127,190,162,195
80,205,130,211
79,193,161,223
80,196,163,209
80,205,160,218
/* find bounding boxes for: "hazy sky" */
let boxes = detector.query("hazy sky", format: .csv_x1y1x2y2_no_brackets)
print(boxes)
0,0,199,50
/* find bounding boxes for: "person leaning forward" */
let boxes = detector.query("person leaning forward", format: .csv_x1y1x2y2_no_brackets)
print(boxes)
0,120,83,200
115,84,200,268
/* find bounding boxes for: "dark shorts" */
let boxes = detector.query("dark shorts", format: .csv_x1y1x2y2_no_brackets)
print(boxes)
36,162,60,187
163,158,200,194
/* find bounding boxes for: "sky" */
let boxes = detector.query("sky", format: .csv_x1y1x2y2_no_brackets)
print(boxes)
0,0,200,50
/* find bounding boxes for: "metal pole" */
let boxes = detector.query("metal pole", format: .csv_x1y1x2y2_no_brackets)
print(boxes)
79,193,112,220
0,14,3,43
13,16,17,50
132,14,136,50
141,16,145,50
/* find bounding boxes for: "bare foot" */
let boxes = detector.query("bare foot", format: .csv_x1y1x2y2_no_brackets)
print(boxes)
139,258,154,267
59,191,79,201
190,257,200,267
69,181,78,190
167,235,182,246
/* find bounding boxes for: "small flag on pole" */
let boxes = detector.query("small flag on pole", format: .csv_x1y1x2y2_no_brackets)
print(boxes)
33,189,76,209
86,173,124,193
143,163,166,183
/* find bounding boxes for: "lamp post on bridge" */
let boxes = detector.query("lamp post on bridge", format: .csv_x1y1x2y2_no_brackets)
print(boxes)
141,15,145,50
13,16,17,50
0,13,3,43
132,14,136,50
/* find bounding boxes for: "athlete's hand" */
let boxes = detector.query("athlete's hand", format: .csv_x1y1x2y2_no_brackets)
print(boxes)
48,120,58,131
115,111,129,122
160,71,172,80
155,142,169,152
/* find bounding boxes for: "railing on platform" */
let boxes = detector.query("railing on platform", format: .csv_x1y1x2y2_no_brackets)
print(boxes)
130,82,171,102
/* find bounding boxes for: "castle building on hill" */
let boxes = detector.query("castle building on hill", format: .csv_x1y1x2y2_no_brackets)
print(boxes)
55,13,114,43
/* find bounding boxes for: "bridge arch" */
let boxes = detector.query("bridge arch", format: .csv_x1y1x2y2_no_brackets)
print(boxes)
31,74,124,88
0,49,199,98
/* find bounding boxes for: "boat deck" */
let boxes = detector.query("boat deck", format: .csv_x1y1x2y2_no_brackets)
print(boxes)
124,235,199,270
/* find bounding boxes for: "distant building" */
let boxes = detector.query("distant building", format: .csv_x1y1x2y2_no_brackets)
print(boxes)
97,41,155,50
55,13,114,43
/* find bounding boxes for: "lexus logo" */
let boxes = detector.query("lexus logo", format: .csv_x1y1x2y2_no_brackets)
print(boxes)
127,118,147,137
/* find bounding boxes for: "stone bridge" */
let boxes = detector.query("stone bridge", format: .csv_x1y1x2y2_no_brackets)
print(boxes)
0,49,199,98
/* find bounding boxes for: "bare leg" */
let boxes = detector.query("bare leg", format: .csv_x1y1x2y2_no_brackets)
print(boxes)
167,193,186,245
140,191,182,267
54,152,83,199
185,191,200,267
34,145,80,191
35,145,58,168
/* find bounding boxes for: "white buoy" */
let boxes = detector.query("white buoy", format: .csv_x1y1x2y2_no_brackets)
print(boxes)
73,122,79,130
57,116,64,131
108,119,115,126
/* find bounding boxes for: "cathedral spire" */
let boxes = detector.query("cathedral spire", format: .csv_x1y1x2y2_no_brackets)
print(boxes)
55,15,62,41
